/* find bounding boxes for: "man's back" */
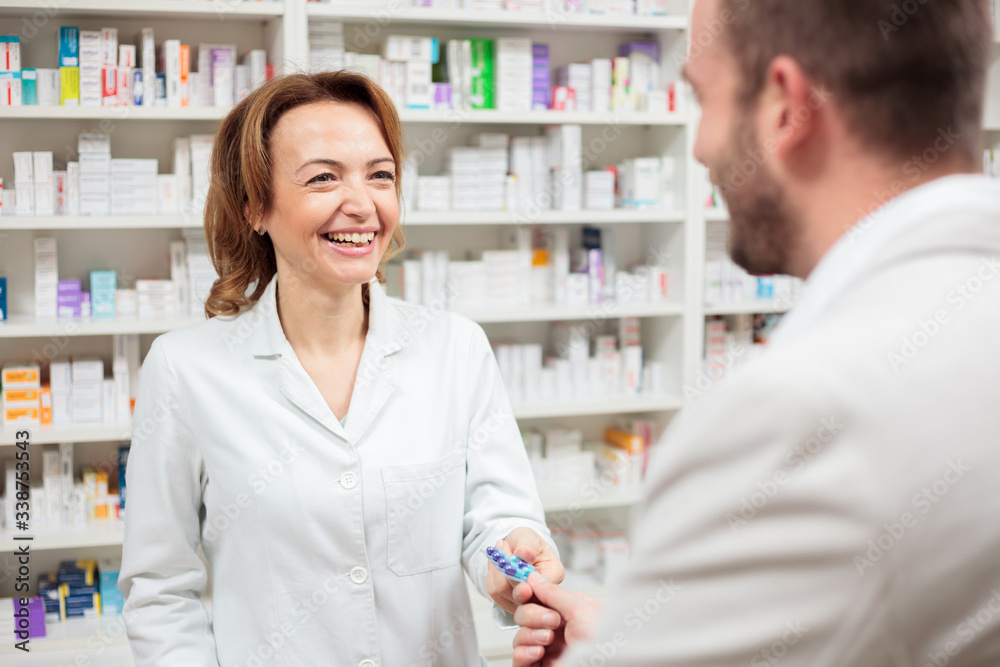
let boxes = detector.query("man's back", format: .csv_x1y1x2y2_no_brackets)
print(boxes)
562,176,1000,666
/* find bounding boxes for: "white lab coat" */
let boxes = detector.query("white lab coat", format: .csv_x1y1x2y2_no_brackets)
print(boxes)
563,175,1000,665
120,275,552,667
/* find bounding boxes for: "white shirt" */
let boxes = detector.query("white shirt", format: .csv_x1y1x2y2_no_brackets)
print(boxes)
120,276,552,667
562,175,1000,665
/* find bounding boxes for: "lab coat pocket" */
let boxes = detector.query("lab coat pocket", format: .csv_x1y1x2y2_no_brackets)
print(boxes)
383,451,466,576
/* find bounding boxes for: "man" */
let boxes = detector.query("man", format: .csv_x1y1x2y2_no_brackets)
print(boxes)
510,0,1000,665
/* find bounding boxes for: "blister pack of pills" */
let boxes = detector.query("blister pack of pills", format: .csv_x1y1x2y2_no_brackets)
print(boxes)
485,546,538,583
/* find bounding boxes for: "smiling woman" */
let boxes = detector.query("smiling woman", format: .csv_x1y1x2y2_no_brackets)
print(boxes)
118,70,565,667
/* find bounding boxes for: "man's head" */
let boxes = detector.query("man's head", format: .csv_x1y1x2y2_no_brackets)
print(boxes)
685,0,992,278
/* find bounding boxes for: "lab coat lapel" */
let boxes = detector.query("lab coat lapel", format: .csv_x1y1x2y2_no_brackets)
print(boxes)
276,358,348,438
343,281,410,446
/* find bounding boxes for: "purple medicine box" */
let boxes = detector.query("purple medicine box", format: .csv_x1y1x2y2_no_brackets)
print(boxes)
13,596,46,639
432,83,452,110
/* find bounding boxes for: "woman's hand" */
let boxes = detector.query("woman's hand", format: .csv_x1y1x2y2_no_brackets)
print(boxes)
512,572,603,667
487,527,566,615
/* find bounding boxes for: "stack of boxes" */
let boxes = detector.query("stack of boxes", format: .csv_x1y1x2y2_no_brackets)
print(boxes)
11,151,53,216
35,237,58,318
584,170,616,210
136,279,176,319
415,176,451,211
468,38,494,109
532,44,551,110
383,35,438,110
0,35,20,106
496,38,532,112
2,363,44,428
545,124,582,211
309,19,345,74
79,132,111,216
58,27,80,106
57,280,83,318
70,357,104,425
38,560,101,621
445,141,509,212
79,29,101,106
555,63,592,112
110,158,157,216
508,136,551,214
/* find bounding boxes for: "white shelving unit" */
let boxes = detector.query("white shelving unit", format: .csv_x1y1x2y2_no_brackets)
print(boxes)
0,2,695,664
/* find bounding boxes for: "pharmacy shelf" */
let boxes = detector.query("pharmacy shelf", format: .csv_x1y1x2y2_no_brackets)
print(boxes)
704,301,793,316
0,315,204,338
404,208,685,226
0,214,204,230
457,301,682,323
0,423,131,447
0,0,284,20
704,207,729,221
511,394,682,419
540,484,643,513
0,106,229,121
0,107,686,125
308,4,687,32
0,519,124,552
0,615,131,659
398,108,686,126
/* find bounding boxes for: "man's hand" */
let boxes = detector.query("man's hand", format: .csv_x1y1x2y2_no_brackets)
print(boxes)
512,572,603,667
487,527,566,615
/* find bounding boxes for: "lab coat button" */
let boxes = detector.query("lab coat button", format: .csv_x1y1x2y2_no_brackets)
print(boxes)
350,567,368,584
359,661,376,667
340,472,358,489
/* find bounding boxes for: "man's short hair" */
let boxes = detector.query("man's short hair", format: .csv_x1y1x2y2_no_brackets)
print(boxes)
723,0,992,163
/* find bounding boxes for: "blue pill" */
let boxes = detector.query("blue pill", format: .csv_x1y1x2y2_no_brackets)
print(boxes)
486,547,496,556
505,566,517,576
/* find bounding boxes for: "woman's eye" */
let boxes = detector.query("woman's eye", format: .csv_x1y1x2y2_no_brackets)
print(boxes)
308,173,335,184
372,171,396,181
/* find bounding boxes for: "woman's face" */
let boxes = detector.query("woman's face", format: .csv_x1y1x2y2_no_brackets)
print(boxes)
261,100,399,293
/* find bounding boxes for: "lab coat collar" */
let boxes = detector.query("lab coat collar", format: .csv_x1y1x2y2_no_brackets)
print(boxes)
245,275,408,443
246,275,410,361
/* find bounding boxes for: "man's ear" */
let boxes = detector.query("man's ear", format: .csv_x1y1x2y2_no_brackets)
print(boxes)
760,56,827,163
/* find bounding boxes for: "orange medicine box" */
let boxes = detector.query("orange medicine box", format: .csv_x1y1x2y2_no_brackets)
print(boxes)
4,407,40,425
2,363,41,388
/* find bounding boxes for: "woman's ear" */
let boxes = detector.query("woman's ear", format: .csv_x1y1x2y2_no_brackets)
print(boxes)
244,202,266,236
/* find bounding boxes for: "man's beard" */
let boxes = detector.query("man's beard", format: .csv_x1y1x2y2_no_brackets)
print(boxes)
712,116,800,277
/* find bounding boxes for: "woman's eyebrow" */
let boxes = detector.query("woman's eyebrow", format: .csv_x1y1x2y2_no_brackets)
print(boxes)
296,157,394,173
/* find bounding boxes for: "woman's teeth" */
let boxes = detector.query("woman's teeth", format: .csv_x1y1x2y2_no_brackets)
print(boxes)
326,231,375,246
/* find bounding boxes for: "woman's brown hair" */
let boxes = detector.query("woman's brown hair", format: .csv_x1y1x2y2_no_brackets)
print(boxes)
203,70,406,318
